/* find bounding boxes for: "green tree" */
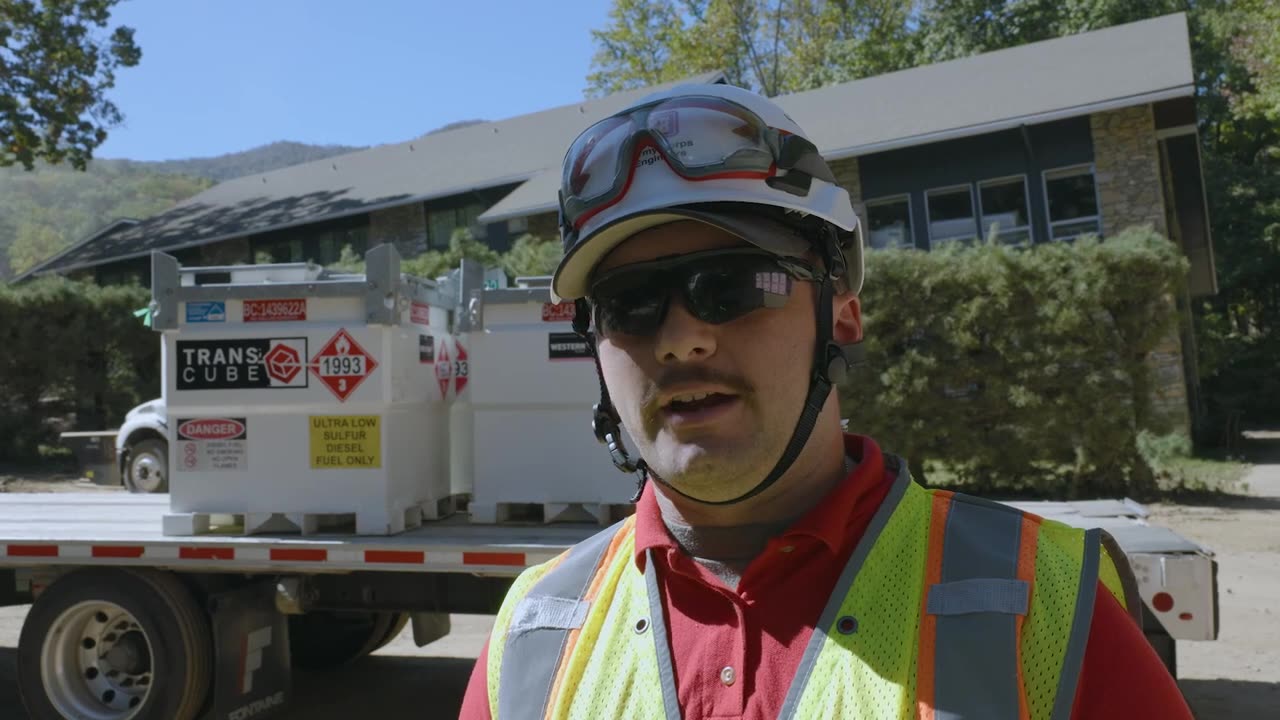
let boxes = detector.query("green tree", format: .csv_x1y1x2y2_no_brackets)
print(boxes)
7,220,64,275
916,0,1180,61
588,1,950,97
1228,0,1280,122
501,234,563,278
587,0,684,94
0,0,141,170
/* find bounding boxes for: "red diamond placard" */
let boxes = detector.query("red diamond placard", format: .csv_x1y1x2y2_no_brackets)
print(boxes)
309,329,378,402
453,341,469,395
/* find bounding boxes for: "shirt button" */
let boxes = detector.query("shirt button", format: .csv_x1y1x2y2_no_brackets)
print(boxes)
779,545,795,553
720,666,736,686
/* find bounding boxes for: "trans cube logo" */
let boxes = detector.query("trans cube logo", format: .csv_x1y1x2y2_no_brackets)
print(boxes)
176,338,308,390
264,344,302,384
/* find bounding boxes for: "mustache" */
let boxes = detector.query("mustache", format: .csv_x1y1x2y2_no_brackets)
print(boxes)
640,366,752,418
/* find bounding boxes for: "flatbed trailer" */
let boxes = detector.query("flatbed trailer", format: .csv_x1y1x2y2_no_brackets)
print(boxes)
0,491,1216,720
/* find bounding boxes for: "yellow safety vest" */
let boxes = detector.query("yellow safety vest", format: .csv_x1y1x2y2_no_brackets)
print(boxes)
486,456,1137,720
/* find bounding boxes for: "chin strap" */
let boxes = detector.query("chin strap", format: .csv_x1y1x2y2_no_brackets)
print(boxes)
579,223,861,506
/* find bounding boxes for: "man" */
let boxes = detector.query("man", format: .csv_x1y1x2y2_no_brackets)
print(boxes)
460,83,1192,719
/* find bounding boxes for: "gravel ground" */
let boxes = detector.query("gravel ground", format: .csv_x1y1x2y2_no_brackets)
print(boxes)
1,437,1277,719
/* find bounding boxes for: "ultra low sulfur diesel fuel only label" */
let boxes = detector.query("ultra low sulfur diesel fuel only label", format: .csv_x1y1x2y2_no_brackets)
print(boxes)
309,415,381,469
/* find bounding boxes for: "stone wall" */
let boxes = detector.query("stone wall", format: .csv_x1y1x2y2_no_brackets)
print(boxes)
1146,307,1192,436
525,212,560,241
829,156,867,234
1090,106,1168,236
1092,105,1190,436
369,203,428,258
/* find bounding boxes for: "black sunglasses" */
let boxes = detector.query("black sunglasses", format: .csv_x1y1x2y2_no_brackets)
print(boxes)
588,247,821,337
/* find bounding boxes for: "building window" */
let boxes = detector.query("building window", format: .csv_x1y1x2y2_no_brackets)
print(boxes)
926,185,978,246
428,203,488,249
978,176,1032,246
318,226,369,265
1043,165,1101,239
865,196,914,250
256,238,303,263
507,216,529,235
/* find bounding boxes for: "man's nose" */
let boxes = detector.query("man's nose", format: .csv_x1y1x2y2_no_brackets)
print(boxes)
654,296,717,363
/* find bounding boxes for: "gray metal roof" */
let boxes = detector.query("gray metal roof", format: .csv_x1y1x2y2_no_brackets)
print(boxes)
483,13,1195,222
27,13,1193,278
22,71,727,278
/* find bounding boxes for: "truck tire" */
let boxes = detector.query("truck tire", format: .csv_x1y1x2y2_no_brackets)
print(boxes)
124,439,168,494
373,612,411,652
17,568,212,720
288,610,398,670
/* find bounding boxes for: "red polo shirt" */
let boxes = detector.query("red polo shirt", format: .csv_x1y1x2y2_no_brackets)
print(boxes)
459,435,1193,719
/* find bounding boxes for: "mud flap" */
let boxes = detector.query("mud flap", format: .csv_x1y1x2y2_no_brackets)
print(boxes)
210,581,293,720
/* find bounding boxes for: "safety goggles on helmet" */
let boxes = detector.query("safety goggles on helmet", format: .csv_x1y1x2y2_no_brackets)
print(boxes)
588,247,820,337
561,95,834,234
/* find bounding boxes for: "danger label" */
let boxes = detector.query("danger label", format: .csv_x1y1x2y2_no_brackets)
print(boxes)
176,338,308,390
309,415,381,469
244,298,306,322
309,329,379,402
176,416,247,472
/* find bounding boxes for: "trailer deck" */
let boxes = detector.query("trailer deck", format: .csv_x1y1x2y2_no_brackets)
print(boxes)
0,492,1208,574
0,493,597,576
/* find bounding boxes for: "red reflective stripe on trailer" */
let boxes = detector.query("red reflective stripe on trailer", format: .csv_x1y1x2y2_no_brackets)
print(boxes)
270,548,327,562
179,546,234,561
92,546,145,559
365,550,425,564
7,545,58,557
463,552,525,567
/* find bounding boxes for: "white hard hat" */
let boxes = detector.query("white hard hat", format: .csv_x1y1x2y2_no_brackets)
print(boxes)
551,83,862,302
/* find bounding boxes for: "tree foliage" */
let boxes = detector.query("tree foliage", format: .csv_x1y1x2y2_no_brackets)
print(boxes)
328,229,564,283
587,0,922,97
0,161,213,279
0,0,141,170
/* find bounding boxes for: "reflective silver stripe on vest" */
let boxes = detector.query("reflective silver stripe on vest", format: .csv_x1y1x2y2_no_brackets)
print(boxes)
927,578,1030,616
777,455,913,720
497,519,628,720
932,494,1026,720
644,549,683,720
1051,528,1101,720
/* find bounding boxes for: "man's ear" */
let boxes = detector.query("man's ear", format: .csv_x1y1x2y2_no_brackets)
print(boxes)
832,291,862,344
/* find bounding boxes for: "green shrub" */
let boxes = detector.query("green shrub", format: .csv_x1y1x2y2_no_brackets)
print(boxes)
0,277,159,463
841,227,1189,497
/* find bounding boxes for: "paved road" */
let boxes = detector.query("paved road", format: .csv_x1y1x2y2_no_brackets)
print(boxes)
0,608,492,719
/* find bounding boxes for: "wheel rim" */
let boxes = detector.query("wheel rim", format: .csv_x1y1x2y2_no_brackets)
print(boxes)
41,600,154,720
130,452,165,493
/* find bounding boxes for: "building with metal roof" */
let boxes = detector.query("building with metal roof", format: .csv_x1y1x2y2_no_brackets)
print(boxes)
21,13,1213,303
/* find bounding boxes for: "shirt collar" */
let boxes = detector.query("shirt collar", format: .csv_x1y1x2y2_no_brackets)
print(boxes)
633,434,888,568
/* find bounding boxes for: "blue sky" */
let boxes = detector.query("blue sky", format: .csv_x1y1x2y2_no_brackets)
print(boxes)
97,0,613,161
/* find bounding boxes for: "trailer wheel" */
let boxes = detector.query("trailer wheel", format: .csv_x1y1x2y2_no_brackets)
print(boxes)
17,568,211,720
123,439,168,494
288,610,398,670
